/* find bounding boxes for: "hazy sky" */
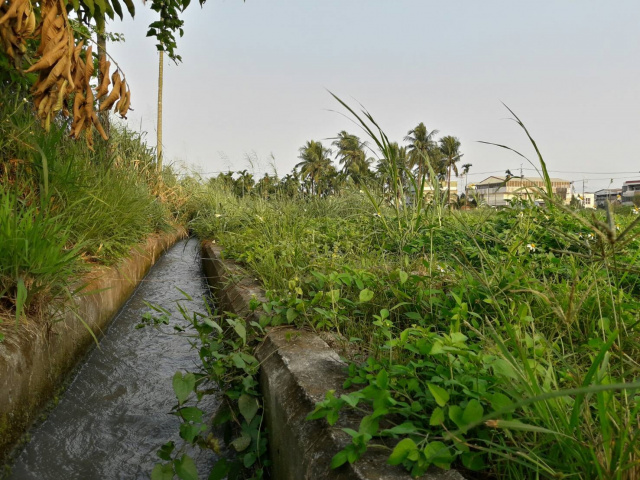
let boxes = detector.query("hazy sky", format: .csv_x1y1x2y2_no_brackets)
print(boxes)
109,1,640,192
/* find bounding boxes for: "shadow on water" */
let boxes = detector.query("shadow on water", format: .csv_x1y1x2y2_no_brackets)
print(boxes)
9,238,219,479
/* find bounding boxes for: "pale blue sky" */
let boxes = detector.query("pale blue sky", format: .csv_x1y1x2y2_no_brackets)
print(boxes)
110,1,640,191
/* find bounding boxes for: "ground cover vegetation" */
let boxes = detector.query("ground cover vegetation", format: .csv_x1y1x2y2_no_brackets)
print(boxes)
157,100,640,479
0,80,184,340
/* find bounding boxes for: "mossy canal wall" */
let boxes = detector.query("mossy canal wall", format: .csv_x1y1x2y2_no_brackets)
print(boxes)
0,229,186,463
201,240,464,480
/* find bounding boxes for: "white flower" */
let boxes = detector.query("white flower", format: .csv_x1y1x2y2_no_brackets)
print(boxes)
587,233,594,240
436,264,446,273
632,207,639,215
22,97,28,103
256,215,264,222
214,213,222,218
526,243,536,252
373,212,381,218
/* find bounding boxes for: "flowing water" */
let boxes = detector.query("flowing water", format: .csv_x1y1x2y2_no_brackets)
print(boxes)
9,238,218,479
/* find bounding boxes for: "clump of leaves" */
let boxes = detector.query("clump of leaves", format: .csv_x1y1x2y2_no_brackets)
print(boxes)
145,296,271,480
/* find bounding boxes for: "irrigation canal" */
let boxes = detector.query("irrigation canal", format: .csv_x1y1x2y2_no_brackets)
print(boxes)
9,239,219,479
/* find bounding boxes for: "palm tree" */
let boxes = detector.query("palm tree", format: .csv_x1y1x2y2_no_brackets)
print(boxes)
439,136,463,204
295,140,333,196
460,162,472,193
332,131,370,184
375,142,408,205
404,123,439,182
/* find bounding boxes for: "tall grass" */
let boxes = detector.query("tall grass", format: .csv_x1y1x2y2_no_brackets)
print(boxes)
0,88,179,332
186,99,640,478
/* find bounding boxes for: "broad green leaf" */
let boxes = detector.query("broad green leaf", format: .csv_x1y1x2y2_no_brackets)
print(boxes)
180,423,205,443
233,322,246,345
340,393,361,408
489,392,514,412
172,372,195,405
492,358,519,379
430,341,445,355
424,441,454,468
328,289,340,302
462,451,486,471
151,463,174,480
286,307,298,323
202,317,222,333
84,0,95,15
331,450,348,468
388,438,417,465
230,433,251,452
462,399,484,426
93,0,106,13
359,415,379,436
398,270,409,284
428,384,450,407
430,407,445,426
178,407,203,423
359,289,374,302
238,394,259,424
175,454,198,480
156,441,175,461
449,405,464,429
449,332,467,344
376,369,388,389
382,422,417,435
208,458,230,480
243,452,257,468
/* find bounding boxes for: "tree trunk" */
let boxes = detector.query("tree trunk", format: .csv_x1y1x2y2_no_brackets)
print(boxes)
157,50,164,172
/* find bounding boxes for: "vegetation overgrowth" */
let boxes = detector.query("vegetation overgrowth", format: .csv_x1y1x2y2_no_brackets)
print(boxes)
163,101,640,479
0,85,183,338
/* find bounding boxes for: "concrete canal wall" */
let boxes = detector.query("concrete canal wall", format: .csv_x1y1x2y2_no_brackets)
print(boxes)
0,229,186,463
201,240,465,480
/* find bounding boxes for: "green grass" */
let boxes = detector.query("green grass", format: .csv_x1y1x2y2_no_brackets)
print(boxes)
0,88,180,333
184,103,640,479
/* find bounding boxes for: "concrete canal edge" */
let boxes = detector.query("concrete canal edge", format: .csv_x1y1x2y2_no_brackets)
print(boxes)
0,229,187,464
201,240,466,480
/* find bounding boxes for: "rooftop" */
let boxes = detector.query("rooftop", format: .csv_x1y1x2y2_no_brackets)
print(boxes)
474,176,571,186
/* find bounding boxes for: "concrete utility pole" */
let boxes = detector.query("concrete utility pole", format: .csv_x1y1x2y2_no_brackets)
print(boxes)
96,15,109,137
157,50,163,172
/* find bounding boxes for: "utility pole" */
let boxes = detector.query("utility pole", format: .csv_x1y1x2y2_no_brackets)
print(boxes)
96,15,109,138
157,50,163,172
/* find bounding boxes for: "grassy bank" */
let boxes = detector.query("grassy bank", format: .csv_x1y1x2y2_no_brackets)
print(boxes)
0,88,184,338
178,107,640,478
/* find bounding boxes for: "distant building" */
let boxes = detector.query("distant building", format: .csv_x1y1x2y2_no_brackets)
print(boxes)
470,176,571,207
578,193,596,209
621,180,640,206
411,180,458,203
594,188,622,207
